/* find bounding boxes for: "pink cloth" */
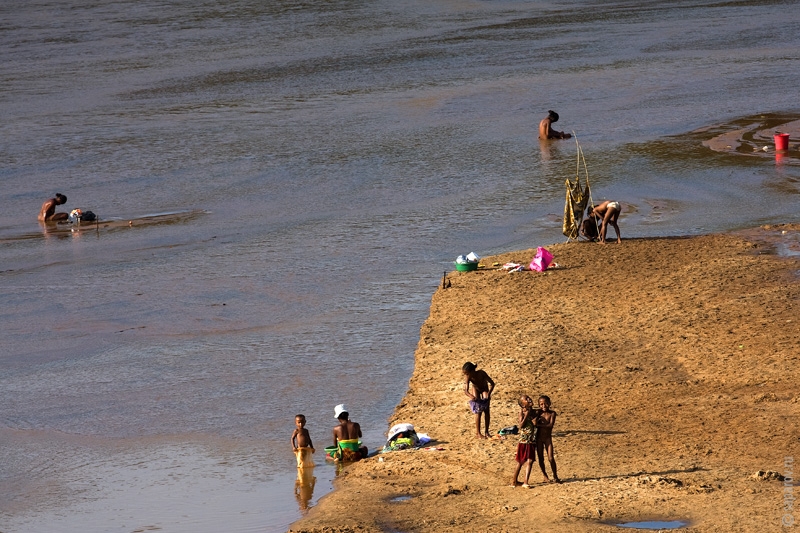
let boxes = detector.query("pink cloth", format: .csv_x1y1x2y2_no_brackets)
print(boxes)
530,247,553,272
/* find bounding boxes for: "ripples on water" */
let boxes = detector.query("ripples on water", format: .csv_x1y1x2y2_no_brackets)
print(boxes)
1,0,799,531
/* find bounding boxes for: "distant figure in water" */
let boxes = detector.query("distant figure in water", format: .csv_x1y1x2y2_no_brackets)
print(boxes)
38,193,69,222
539,110,572,140
587,200,622,244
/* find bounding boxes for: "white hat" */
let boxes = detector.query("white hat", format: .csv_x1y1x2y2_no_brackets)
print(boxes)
334,404,348,419
387,423,415,441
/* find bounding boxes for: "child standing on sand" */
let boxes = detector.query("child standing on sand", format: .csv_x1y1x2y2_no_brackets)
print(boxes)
511,395,539,487
462,361,495,439
535,396,560,483
291,414,315,468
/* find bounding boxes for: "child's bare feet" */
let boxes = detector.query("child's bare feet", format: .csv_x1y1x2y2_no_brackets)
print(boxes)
554,477,562,483
511,480,521,487
521,483,531,489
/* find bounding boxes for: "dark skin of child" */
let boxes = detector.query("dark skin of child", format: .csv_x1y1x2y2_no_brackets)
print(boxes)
291,415,315,453
463,366,495,439
536,396,560,483
511,395,541,487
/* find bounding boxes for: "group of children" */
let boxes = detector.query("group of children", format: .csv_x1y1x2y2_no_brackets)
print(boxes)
462,361,560,487
511,394,559,487
290,361,559,491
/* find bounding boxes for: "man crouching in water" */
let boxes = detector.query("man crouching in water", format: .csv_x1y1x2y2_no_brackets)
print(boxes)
332,404,368,462
539,110,572,140
38,193,69,222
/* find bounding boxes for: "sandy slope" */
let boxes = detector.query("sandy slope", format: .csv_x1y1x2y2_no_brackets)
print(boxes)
290,226,800,533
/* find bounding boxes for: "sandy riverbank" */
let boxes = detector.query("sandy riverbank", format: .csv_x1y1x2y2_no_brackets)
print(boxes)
290,226,800,533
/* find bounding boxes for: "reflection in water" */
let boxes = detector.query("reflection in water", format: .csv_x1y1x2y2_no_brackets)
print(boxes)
334,460,347,477
294,467,316,512
698,113,800,160
40,220,76,240
539,139,554,162
538,137,576,180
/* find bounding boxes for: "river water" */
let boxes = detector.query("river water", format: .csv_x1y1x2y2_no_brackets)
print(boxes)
1,0,798,531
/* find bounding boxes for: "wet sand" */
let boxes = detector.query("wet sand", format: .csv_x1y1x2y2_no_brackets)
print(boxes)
290,225,800,532
700,114,800,158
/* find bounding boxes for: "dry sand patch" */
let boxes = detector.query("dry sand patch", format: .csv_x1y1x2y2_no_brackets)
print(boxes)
291,227,800,533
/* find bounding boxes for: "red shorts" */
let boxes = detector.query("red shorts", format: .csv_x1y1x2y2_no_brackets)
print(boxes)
515,442,536,463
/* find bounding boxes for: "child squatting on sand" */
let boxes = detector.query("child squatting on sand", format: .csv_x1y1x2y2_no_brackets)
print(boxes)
291,414,315,468
511,395,540,487
462,361,495,439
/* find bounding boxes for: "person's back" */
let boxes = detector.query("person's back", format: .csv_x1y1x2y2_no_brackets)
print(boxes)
539,116,554,140
332,404,367,461
39,193,68,222
588,200,622,244
538,110,571,140
334,419,361,441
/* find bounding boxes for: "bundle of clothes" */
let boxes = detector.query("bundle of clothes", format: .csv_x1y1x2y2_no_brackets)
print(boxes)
69,208,97,223
455,252,481,266
381,423,431,452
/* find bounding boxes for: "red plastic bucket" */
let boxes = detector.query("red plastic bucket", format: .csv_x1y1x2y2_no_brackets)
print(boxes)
774,133,790,151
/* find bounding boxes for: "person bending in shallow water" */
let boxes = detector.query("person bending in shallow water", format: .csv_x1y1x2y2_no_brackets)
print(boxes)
539,110,572,140
38,193,69,222
588,200,622,244
462,361,495,439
